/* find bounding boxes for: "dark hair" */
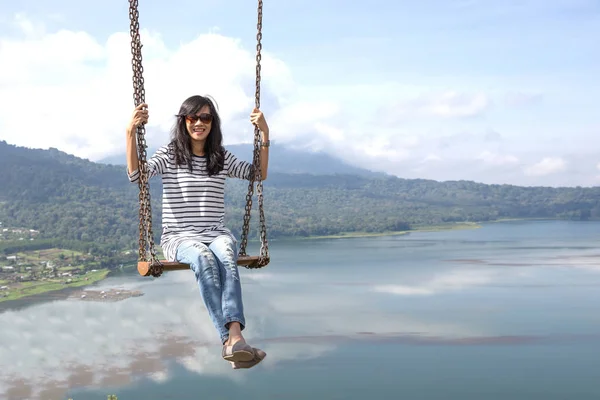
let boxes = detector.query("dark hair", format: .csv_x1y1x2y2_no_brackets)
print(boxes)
170,94,225,176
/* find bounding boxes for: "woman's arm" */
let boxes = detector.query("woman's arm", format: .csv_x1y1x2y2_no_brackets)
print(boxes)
251,108,269,180
126,103,148,175
258,129,269,180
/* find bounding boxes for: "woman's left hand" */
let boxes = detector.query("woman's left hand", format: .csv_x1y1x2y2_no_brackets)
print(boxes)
250,108,269,134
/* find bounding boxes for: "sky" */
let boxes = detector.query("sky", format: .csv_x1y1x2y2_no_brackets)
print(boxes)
0,0,599,187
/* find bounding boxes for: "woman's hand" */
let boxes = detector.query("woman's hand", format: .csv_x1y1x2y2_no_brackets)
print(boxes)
250,108,269,134
128,103,149,132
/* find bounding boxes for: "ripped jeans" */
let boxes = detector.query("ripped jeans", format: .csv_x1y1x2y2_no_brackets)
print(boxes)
175,235,245,344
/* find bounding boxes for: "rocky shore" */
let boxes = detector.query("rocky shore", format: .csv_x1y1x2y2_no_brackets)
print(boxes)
69,288,144,302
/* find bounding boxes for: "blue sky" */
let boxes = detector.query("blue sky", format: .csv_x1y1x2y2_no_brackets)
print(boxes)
0,0,598,186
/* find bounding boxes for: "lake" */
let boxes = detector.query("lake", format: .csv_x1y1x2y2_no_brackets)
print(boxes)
2,220,600,399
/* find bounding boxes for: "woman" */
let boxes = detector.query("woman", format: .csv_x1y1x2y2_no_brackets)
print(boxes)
126,94,269,369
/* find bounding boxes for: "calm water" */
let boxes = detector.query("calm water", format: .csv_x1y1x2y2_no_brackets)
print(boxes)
2,220,600,399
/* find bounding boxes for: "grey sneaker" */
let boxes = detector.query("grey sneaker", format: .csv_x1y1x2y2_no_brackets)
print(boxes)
231,347,267,369
222,341,255,362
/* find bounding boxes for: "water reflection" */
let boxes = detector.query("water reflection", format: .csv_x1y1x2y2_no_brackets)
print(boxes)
2,223,600,399
0,273,341,399
0,264,491,399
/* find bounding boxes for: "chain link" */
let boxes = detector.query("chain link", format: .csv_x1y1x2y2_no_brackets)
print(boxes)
238,0,270,268
129,0,162,277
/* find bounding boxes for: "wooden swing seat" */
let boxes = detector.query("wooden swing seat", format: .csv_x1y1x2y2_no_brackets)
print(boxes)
137,255,261,276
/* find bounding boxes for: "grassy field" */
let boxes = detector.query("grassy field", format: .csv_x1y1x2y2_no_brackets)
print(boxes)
0,247,114,303
0,269,110,302
13,248,93,267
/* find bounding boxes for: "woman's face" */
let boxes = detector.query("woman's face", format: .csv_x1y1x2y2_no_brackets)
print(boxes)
185,105,213,143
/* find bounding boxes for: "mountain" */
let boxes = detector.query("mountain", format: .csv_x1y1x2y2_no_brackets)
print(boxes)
99,142,388,178
1,140,600,257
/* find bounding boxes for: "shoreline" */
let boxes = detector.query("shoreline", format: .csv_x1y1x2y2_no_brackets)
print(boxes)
1,224,477,306
69,288,144,302
0,218,580,306
0,269,110,305
285,222,482,240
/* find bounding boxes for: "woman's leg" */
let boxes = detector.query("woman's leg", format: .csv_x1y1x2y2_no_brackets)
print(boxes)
209,234,266,365
175,240,228,344
208,235,245,344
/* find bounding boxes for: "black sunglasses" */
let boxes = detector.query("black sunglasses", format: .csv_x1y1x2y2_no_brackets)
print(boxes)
183,113,213,124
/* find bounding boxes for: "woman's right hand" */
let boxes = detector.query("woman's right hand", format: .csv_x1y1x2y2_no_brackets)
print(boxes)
128,103,149,131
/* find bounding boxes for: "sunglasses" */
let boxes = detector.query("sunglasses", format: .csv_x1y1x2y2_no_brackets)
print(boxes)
184,113,213,124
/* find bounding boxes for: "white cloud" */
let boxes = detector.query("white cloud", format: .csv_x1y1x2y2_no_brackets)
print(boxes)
268,100,341,144
476,151,519,166
524,157,566,176
0,13,597,187
423,153,442,162
425,91,490,118
380,91,490,122
0,15,293,161
13,12,41,37
504,91,543,107
484,129,503,142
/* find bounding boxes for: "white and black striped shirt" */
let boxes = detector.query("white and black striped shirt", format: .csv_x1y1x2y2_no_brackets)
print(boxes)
128,144,253,261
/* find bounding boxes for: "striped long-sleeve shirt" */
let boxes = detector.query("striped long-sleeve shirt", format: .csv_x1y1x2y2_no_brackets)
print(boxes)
128,144,253,261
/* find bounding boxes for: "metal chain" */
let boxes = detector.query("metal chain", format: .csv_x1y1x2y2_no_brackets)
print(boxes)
254,0,269,267
238,0,270,268
129,0,162,277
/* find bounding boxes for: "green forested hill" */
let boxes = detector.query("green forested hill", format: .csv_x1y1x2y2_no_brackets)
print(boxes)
226,173,600,237
1,140,599,255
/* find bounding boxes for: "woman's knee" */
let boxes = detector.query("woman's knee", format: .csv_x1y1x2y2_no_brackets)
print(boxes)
179,242,220,282
210,235,238,260
210,236,241,280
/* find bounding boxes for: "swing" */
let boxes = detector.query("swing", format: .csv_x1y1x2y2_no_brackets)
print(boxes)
128,0,270,277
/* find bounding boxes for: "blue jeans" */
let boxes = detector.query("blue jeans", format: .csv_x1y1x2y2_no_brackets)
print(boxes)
175,235,245,344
